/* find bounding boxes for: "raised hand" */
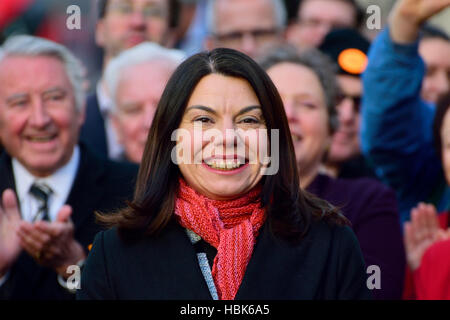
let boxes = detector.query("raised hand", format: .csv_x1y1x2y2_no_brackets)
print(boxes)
390,0,450,43
0,189,23,277
404,203,442,270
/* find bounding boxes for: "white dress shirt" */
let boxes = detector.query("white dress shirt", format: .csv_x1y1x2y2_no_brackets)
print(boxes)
96,82,124,160
12,145,80,222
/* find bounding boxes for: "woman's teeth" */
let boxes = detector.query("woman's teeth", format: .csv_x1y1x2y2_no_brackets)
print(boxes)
206,159,243,170
28,135,55,142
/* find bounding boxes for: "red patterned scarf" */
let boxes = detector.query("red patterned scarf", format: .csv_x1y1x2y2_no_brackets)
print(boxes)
174,178,266,300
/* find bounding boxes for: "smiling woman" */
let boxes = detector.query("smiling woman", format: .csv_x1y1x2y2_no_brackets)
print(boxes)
78,48,371,300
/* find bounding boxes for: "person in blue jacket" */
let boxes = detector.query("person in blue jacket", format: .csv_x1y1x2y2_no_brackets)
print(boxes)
360,0,450,225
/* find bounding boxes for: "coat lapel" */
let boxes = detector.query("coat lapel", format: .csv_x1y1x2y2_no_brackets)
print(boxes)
65,145,107,233
0,152,16,197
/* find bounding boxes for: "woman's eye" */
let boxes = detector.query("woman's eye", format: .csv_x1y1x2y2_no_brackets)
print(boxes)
194,116,213,124
239,117,259,124
299,102,316,109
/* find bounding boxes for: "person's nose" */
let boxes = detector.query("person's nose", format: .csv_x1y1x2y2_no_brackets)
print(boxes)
433,70,450,96
283,100,297,124
241,33,257,58
129,9,146,29
29,98,51,129
338,98,356,125
220,117,238,150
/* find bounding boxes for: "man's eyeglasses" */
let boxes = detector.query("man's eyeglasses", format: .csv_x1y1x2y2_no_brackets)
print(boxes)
214,28,279,46
336,93,361,112
296,18,350,30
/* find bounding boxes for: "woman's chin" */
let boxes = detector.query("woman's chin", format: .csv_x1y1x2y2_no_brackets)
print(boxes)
197,183,252,200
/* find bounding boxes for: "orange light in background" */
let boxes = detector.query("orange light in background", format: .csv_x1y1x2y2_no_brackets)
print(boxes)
338,48,368,75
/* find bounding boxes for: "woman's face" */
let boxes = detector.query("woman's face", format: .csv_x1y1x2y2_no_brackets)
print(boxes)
440,107,450,185
267,62,330,179
176,74,268,200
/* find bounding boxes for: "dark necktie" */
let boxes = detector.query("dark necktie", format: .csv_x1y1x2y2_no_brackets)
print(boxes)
29,183,53,222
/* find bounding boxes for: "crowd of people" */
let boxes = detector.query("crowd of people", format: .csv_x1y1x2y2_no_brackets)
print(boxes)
0,0,449,300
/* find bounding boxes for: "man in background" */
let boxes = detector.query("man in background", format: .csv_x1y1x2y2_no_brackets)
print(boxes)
104,42,185,163
204,0,287,59
418,25,450,104
286,0,363,50
80,0,174,159
0,35,137,299
318,28,376,179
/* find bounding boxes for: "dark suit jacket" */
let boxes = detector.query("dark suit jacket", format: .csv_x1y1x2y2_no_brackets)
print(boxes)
79,93,108,158
0,144,138,300
77,219,372,300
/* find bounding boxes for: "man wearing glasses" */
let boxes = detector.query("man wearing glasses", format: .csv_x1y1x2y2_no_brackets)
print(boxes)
286,0,363,51
204,0,287,59
80,0,174,160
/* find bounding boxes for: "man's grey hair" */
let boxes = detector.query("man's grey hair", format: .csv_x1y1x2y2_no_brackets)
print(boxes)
104,42,186,113
205,0,287,35
0,35,86,112
258,45,339,133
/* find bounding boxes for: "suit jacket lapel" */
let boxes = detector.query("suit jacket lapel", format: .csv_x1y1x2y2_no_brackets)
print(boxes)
0,152,16,197
65,145,106,232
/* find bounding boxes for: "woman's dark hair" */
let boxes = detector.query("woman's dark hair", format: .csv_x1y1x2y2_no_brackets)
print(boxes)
98,47,348,242
433,91,450,160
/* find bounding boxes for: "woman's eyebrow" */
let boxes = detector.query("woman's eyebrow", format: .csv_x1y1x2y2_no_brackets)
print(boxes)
185,105,218,115
185,105,262,117
235,105,262,117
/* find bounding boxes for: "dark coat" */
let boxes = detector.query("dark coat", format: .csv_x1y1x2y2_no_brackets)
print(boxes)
306,173,405,300
79,93,108,158
0,144,138,300
77,218,372,300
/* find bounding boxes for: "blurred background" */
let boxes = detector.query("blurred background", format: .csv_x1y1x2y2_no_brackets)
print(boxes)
1,0,448,94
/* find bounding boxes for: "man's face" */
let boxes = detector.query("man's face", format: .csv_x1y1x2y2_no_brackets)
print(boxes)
328,74,361,164
287,0,357,50
419,38,450,104
440,107,450,185
111,60,173,163
207,0,281,59
0,56,84,177
96,0,169,59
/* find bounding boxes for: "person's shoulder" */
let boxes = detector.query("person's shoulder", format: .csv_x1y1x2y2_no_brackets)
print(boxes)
100,226,123,249
92,227,134,257
100,221,187,250
103,158,139,178
334,176,396,200
307,218,356,246
82,145,139,180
